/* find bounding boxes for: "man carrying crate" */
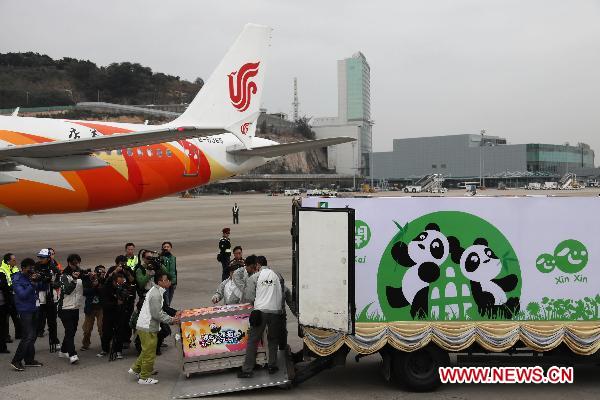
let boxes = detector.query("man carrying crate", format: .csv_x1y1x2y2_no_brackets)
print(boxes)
238,256,284,378
128,271,180,384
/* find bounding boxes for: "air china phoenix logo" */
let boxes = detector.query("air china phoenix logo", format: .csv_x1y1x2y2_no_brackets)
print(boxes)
240,122,251,135
228,62,260,112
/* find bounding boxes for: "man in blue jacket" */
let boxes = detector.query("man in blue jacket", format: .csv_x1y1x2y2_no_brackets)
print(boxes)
11,258,44,371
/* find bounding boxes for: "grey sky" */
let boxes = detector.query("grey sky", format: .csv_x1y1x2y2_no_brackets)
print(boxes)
1,0,600,156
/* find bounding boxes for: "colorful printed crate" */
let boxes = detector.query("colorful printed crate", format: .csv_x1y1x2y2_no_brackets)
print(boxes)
176,303,267,377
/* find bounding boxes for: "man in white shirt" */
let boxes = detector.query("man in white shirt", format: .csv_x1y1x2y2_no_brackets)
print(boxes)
238,256,284,378
211,264,242,305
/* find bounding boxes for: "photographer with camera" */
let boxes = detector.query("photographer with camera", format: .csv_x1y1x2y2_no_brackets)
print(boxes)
10,258,43,371
135,250,164,300
98,256,135,359
160,242,177,304
57,254,84,364
34,249,60,351
81,265,105,351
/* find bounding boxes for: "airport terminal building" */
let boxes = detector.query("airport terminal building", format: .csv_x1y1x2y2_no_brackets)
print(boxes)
313,52,373,176
371,133,595,181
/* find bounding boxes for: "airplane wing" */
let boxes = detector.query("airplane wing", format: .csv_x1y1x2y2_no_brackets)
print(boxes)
227,137,355,158
0,126,226,159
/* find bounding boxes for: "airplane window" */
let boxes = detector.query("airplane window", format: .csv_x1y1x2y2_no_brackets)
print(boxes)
127,148,133,156
157,149,163,157
137,148,143,156
166,149,172,157
117,149,123,155
147,148,153,156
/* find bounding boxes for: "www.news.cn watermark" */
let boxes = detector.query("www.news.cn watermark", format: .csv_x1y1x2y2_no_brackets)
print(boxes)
439,366,573,384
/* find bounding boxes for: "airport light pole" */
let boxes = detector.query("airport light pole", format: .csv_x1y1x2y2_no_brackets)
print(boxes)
352,141,356,190
480,129,486,187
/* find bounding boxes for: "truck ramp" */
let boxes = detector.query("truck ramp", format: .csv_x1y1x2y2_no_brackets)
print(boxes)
171,350,290,398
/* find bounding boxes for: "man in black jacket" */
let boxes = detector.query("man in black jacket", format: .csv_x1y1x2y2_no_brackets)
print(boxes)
218,228,232,281
98,256,135,359
0,269,11,353
81,265,105,351
35,249,60,351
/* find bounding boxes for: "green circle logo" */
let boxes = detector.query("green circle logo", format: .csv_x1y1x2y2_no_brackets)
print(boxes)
376,211,521,322
554,239,588,274
535,253,556,273
355,220,371,249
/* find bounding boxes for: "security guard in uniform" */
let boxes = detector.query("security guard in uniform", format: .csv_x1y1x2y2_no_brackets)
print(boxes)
125,243,138,269
1,253,21,342
218,228,232,282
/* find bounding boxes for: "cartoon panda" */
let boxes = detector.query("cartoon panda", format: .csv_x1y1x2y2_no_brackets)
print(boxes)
209,323,221,334
386,223,460,319
453,238,520,318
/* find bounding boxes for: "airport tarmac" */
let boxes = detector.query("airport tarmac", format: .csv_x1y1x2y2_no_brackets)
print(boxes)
0,192,598,400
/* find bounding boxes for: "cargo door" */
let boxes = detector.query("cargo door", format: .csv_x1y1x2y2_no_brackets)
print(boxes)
293,207,355,334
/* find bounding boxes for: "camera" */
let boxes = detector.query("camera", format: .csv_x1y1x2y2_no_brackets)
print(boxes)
140,249,162,271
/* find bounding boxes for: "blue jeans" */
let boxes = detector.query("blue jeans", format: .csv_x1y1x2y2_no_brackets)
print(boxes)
12,311,38,364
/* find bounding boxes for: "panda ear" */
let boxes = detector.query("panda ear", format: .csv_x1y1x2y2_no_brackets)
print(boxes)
447,236,464,264
391,241,415,267
425,223,440,232
474,238,488,246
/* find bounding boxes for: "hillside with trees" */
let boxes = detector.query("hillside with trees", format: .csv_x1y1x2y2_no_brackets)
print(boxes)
0,52,203,108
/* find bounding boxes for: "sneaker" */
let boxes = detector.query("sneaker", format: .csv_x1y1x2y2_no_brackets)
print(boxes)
116,352,123,360
237,371,253,378
24,360,43,367
96,351,108,358
37,332,45,338
128,368,140,379
80,346,90,351
160,343,168,348
138,378,159,385
122,342,130,349
268,366,279,374
10,361,24,371
58,351,69,358
69,355,79,364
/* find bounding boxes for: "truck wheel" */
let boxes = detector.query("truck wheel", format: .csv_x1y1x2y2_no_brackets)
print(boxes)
404,188,409,193
391,346,449,392
411,188,417,193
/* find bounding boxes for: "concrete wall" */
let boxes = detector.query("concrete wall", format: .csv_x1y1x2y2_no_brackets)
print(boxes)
373,135,527,179
313,124,361,175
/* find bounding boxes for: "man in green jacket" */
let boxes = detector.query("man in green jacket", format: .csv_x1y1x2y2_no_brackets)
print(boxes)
160,242,177,304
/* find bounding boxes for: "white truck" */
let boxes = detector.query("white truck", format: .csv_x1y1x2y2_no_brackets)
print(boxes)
403,185,422,193
542,182,558,190
527,182,542,190
296,196,600,391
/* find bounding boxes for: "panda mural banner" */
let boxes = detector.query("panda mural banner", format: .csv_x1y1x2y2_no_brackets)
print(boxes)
301,197,600,355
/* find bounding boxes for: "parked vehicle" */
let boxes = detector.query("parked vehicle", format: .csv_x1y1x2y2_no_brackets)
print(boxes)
403,185,422,193
298,196,600,392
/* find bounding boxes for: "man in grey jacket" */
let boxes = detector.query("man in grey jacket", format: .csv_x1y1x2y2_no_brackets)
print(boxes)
129,271,180,385
57,254,84,365
238,258,284,378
